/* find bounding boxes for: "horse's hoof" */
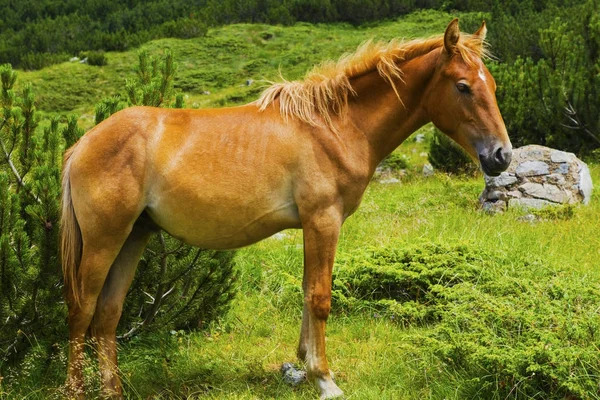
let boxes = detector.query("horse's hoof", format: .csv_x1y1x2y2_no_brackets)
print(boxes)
317,376,344,399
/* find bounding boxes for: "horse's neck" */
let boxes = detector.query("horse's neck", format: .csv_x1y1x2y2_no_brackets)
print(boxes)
346,48,440,168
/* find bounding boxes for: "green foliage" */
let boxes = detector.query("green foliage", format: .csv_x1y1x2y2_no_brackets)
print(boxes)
0,53,237,383
83,51,108,67
126,50,176,107
120,234,237,336
0,64,66,367
489,1,600,155
330,240,600,399
428,128,477,175
379,151,409,171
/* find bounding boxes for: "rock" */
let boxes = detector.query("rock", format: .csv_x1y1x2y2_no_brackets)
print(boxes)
380,177,400,184
281,363,306,386
484,172,518,187
414,133,425,143
519,182,569,203
550,150,575,163
545,173,566,186
482,200,506,213
246,79,254,86
516,161,549,177
480,144,593,212
422,163,434,177
557,163,569,174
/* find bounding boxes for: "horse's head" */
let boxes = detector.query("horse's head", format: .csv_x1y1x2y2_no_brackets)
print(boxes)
425,19,512,176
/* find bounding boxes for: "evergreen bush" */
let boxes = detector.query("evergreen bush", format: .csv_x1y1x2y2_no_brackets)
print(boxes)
328,240,600,399
84,51,107,66
0,53,237,379
427,128,477,175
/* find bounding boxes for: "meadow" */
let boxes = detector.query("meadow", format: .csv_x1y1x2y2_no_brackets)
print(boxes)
2,9,600,400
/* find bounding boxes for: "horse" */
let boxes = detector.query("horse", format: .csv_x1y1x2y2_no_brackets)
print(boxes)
61,19,512,399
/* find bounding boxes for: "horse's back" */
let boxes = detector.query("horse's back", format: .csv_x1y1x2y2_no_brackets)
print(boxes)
68,106,305,248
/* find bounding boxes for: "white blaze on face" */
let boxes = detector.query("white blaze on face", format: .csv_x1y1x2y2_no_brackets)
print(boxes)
478,67,487,82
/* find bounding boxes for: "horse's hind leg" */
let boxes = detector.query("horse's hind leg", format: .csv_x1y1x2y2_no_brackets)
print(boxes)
90,221,153,398
66,233,133,399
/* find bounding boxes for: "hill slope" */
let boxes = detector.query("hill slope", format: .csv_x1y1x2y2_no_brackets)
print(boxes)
16,10,463,124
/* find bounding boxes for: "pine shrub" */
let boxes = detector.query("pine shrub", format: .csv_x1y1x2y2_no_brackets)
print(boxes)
328,240,600,399
427,128,477,175
84,51,108,66
0,52,237,382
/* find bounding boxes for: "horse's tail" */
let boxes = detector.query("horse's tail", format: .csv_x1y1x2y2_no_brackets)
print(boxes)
61,144,82,307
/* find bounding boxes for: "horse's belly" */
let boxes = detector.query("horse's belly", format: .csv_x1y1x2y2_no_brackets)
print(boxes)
146,193,301,250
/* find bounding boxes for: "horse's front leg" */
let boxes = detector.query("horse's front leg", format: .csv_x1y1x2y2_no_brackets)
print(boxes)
299,207,344,399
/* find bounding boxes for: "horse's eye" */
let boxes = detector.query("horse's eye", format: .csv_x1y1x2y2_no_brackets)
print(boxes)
456,82,470,94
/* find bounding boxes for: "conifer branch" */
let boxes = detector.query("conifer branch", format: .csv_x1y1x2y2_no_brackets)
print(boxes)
0,118,42,204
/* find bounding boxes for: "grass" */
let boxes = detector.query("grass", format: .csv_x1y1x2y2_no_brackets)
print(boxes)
2,8,599,400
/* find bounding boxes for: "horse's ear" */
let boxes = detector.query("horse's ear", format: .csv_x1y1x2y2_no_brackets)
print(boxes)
473,21,487,41
444,18,460,55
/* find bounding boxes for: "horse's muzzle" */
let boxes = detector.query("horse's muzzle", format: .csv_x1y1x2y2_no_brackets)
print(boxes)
479,145,512,176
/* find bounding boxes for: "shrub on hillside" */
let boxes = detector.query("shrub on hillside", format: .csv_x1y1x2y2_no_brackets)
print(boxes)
328,240,600,399
379,151,409,172
428,128,477,175
84,50,108,66
159,18,208,39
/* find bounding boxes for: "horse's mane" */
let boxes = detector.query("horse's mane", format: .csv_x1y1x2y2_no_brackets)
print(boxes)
256,33,488,131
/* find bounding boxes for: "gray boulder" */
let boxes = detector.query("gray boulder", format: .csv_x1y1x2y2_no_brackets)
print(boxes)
480,145,593,212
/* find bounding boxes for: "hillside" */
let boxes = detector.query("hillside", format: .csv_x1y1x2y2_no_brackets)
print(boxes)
16,10,461,127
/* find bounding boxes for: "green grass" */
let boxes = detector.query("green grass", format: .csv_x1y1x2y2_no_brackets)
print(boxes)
3,8,600,400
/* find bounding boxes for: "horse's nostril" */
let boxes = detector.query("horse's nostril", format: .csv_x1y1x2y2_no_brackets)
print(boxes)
494,147,504,163
494,146,511,166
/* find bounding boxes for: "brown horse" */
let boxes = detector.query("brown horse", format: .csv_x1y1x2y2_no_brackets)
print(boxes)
61,19,511,399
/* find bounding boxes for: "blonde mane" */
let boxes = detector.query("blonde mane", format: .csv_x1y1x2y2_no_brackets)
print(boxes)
256,33,488,131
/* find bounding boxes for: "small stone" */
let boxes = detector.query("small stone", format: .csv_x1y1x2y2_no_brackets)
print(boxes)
550,150,575,163
414,133,425,143
487,190,505,201
516,161,549,177
281,363,306,386
578,162,593,205
517,214,537,223
422,163,434,177
419,152,428,158
482,200,506,213
380,177,400,184
246,79,254,86
484,172,518,187
271,232,288,240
